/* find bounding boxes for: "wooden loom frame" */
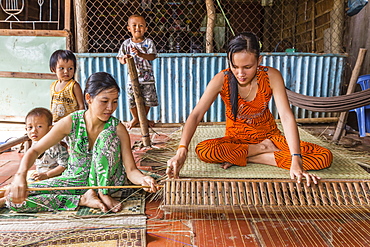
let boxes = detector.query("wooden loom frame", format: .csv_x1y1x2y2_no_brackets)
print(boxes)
160,178,370,214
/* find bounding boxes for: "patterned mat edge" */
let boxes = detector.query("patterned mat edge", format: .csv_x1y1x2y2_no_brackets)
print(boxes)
0,224,147,247
0,189,147,221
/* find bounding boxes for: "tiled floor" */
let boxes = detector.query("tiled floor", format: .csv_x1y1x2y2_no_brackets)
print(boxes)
0,151,24,186
1,123,370,246
145,199,370,246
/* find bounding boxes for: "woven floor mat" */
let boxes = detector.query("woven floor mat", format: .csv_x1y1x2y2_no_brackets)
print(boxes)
0,223,146,247
0,189,147,246
179,125,370,179
0,189,145,222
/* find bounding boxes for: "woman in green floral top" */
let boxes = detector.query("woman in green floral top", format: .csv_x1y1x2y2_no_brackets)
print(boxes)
4,72,158,213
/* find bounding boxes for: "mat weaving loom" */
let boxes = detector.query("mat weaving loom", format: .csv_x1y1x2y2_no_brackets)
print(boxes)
161,178,370,213
153,124,370,213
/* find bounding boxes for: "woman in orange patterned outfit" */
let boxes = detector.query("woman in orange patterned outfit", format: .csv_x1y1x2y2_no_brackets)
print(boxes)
167,32,332,185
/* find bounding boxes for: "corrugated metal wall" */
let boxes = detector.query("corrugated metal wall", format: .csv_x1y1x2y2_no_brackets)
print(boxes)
76,53,346,123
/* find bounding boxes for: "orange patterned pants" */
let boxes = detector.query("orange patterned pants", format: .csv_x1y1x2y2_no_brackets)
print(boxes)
195,135,332,170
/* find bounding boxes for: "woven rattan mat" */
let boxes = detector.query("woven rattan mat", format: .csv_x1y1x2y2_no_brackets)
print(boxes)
0,188,145,221
0,224,146,247
0,189,147,246
179,125,370,179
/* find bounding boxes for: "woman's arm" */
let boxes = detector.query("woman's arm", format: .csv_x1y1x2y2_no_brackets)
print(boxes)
32,165,66,181
166,71,224,178
7,116,72,203
268,67,319,185
116,123,157,193
73,83,85,110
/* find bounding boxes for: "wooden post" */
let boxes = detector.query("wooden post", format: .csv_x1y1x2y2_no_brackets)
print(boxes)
64,0,71,32
332,48,367,142
126,57,151,147
74,0,88,53
311,1,315,52
330,0,345,53
205,0,215,53
64,0,72,50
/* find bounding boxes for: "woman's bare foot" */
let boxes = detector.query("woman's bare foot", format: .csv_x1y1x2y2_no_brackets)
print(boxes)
98,191,122,213
79,189,107,212
259,139,280,153
220,162,233,169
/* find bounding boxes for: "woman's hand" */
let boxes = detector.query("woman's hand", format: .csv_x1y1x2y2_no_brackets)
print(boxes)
290,159,320,186
6,173,29,206
141,175,158,193
166,148,188,179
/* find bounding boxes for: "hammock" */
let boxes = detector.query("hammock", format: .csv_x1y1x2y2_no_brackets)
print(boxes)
286,88,370,112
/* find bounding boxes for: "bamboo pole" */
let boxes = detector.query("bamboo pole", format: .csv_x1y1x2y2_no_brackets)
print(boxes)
0,185,164,192
126,57,151,147
0,135,29,153
205,0,215,53
332,48,367,142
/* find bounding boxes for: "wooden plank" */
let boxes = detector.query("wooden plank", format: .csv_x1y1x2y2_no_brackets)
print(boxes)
0,115,25,124
333,48,367,142
64,0,71,32
64,0,72,50
0,30,69,37
0,71,56,80
0,135,29,153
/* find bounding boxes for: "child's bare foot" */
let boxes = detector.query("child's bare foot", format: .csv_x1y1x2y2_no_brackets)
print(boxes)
0,197,5,208
0,190,5,199
98,191,122,213
126,118,139,130
220,162,233,169
260,139,280,153
79,189,107,212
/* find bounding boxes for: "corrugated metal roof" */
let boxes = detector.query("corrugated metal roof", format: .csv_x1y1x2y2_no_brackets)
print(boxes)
76,53,346,123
